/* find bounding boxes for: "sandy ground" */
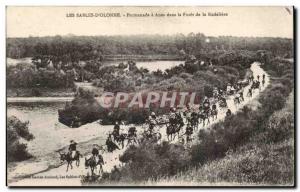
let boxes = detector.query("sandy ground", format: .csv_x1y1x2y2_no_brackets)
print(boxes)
7,97,74,103
8,62,270,186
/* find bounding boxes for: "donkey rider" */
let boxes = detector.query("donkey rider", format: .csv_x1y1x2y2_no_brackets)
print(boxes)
68,140,78,159
148,112,157,134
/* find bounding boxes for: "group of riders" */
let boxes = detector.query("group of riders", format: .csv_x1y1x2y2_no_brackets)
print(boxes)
61,73,266,175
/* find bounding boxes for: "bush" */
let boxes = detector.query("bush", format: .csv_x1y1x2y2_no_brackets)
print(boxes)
191,106,256,165
103,76,135,93
183,139,294,185
256,92,294,144
259,91,285,116
7,116,34,161
58,88,104,127
113,141,191,182
31,88,42,96
7,64,76,89
204,85,213,97
262,112,293,144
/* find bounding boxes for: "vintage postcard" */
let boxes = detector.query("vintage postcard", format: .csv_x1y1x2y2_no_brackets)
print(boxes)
6,6,294,187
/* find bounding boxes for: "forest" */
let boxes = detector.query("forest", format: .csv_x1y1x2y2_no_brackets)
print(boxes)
7,34,293,59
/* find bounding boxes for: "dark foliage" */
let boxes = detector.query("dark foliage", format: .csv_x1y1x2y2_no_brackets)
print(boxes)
7,34,292,59
100,141,191,182
7,116,34,161
58,88,104,127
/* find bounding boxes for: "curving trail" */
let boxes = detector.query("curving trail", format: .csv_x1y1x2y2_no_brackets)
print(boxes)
9,62,270,186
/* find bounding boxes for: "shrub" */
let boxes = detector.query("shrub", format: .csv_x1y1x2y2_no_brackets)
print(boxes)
58,88,104,127
256,92,294,144
7,65,75,89
31,88,42,96
191,106,256,165
262,112,293,144
259,88,286,116
114,141,191,181
204,85,213,97
103,76,135,93
184,139,294,185
191,130,227,165
7,116,34,161
179,72,193,79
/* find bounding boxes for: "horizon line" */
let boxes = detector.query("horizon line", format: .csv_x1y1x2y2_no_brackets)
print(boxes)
6,33,293,39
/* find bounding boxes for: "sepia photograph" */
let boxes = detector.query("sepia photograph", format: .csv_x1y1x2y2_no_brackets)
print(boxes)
6,6,294,187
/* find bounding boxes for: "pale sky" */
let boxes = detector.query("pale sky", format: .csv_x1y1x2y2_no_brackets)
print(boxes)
6,6,293,38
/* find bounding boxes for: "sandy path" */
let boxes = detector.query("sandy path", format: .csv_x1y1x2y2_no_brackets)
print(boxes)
7,97,74,103
9,62,269,186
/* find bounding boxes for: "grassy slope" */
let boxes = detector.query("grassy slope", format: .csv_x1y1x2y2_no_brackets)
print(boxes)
148,91,294,186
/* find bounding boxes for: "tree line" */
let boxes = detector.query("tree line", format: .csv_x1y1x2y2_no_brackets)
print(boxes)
6,34,293,92
7,34,293,59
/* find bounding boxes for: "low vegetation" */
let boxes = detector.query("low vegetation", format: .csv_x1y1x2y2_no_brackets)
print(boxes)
59,50,257,127
58,88,105,127
153,90,294,186
7,116,34,161
8,62,75,87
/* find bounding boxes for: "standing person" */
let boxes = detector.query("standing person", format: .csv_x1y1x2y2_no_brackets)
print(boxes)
185,124,193,143
184,104,192,125
262,74,266,86
211,104,218,120
226,83,231,94
113,122,120,133
112,122,121,142
257,75,260,81
239,91,244,102
247,88,253,97
248,76,252,83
